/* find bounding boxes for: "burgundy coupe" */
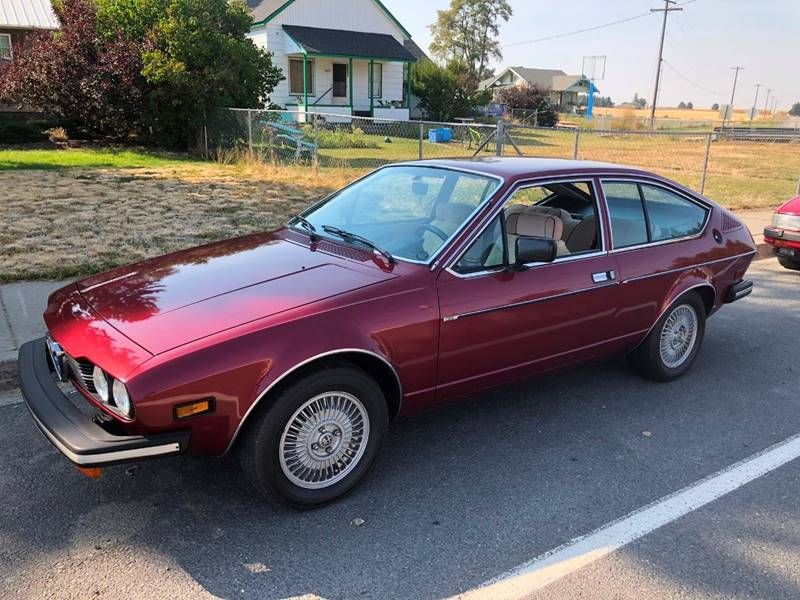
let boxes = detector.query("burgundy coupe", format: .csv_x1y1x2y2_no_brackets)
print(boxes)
20,158,756,506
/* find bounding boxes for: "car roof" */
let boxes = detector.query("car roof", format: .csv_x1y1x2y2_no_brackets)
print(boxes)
397,157,653,181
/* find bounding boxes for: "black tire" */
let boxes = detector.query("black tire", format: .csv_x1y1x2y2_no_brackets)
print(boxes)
778,256,800,271
627,292,707,382
238,363,388,508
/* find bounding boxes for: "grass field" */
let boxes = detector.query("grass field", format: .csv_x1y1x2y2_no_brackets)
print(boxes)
1,137,797,281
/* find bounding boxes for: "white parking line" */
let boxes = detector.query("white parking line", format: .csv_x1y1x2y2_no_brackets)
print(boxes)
454,432,800,599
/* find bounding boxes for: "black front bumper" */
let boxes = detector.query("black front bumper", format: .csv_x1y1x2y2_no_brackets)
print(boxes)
18,338,189,468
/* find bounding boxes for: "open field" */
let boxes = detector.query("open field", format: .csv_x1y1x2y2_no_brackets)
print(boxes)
0,156,354,282
2,137,797,281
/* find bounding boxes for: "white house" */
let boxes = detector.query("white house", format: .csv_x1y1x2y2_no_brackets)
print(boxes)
481,67,596,113
246,0,420,121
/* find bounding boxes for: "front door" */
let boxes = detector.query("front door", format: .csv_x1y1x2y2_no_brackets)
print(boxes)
435,178,625,402
332,64,348,98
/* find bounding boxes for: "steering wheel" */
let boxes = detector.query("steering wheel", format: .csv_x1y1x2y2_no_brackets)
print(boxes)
417,224,449,242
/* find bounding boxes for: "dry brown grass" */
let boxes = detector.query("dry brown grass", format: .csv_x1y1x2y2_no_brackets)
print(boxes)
0,163,358,282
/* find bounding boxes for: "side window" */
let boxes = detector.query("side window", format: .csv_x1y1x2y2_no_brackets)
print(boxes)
505,181,601,260
451,215,504,274
603,182,649,248
641,185,708,241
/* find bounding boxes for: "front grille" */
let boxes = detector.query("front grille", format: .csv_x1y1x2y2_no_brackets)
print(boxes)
64,353,97,393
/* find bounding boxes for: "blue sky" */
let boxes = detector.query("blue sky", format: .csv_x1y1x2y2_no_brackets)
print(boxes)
385,0,800,110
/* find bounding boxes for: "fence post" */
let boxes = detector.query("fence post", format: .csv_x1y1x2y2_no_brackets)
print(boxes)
700,132,712,194
572,128,581,159
496,119,505,156
269,125,276,166
418,122,424,160
312,114,319,174
796,178,800,195
247,109,253,156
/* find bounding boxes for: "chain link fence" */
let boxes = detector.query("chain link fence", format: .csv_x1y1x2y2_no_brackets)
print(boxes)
206,108,800,210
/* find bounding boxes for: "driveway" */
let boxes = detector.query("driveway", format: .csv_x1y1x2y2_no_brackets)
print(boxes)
1,257,798,599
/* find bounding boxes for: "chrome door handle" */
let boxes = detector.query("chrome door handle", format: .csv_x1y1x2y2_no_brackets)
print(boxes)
592,270,617,283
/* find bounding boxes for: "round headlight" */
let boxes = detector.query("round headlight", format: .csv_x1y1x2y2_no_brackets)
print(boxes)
112,379,131,417
92,366,109,402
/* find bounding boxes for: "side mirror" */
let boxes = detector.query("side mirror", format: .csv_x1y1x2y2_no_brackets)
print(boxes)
514,236,557,267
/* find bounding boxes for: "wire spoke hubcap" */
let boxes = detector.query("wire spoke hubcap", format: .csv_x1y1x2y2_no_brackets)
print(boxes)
280,392,370,490
659,304,698,369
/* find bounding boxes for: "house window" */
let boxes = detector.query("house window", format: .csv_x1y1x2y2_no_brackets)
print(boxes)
0,34,12,61
289,58,314,96
371,63,383,99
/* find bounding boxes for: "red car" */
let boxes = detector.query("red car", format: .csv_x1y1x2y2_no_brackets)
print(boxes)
19,158,756,507
763,194,800,271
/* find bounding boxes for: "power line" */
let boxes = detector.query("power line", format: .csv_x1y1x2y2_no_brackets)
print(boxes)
661,60,725,95
502,0,697,48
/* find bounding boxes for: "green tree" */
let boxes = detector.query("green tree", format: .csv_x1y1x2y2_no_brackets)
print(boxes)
497,83,558,127
711,102,720,110
96,0,283,147
429,0,512,86
412,60,476,122
789,102,800,117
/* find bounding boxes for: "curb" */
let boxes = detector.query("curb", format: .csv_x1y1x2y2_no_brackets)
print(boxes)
0,359,18,393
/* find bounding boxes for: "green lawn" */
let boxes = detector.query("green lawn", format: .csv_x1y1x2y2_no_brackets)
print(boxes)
0,148,199,170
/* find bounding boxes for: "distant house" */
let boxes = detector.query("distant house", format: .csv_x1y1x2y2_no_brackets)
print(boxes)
246,0,421,121
0,0,58,64
481,66,596,113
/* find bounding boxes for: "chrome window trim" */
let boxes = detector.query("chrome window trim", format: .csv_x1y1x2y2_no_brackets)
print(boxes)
291,164,504,268
223,348,403,455
443,176,608,280
600,177,712,252
443,280,619,322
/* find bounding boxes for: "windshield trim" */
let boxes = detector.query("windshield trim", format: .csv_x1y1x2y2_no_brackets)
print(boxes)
291,164,505,266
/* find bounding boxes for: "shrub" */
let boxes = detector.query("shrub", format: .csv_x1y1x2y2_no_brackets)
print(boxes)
497,84,558,127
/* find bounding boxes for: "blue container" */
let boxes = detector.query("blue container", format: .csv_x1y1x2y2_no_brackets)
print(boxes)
428,128,453,143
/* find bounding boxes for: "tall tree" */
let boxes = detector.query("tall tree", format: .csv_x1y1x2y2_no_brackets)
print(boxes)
789,102,800,117
429,0,512,86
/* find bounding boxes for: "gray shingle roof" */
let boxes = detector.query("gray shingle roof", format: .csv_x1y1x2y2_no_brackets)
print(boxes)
0,0,58,29
247,0,287,24
283,25,417,61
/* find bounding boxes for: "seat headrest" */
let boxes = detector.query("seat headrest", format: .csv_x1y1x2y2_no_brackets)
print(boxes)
507,211,563,239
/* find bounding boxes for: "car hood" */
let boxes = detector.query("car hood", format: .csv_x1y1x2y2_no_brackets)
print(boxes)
76,232,397,354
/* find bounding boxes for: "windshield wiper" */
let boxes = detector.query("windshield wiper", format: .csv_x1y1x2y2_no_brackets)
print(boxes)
321,225,395,264
290,215,318,240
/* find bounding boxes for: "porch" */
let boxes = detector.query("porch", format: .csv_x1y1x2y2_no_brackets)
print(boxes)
281,25,416,122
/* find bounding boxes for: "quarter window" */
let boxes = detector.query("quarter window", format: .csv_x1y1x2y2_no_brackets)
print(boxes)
452,215,504,274
603,182,649,248
641,184,708,241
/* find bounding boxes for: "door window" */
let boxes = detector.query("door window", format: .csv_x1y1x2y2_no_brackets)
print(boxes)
333,64,347,98
603,182,649,248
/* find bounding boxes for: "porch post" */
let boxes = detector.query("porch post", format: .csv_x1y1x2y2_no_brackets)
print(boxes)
369,59,374,115
406,62,413,110
303,54,309,114
349,57,354,110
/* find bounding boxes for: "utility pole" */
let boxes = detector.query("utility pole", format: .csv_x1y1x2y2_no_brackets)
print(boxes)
649,0,683,127
763,88,772,118
749,83,761,128
724,66,743,129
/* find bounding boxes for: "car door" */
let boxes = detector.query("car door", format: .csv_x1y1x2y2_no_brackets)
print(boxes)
434,177,625,403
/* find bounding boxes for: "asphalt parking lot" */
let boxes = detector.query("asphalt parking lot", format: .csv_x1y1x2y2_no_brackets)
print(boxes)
1,256,798,600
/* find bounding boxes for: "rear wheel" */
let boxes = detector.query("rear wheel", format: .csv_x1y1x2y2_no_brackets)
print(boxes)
628,292,706,382
777,256,800,271
238,364,388,508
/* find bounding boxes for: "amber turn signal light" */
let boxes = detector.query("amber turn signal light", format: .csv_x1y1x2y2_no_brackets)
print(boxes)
77,467,103,479
174,398,214,420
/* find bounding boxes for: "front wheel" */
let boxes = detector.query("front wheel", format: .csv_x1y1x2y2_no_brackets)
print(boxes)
238,364,388,508
628,292,706,382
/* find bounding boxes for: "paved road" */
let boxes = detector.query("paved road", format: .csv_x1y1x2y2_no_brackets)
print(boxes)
1,257,798,600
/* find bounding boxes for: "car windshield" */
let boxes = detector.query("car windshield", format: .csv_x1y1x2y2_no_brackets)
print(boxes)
297,166,500,263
